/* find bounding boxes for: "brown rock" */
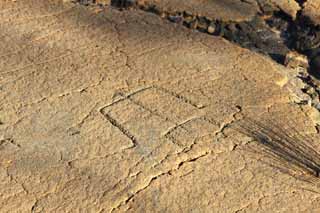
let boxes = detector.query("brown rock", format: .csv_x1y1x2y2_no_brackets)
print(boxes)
0,0,320,212
303,0,320,26
136,0,260,22
284,51,309,69
269,0,301,19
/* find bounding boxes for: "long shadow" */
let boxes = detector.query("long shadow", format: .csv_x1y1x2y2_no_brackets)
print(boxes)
234,118,320,185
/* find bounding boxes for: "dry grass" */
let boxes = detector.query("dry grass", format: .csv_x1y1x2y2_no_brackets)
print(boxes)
234,117,320,185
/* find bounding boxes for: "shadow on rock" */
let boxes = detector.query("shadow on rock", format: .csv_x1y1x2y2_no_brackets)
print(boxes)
234,118,320,185
111,0,136,9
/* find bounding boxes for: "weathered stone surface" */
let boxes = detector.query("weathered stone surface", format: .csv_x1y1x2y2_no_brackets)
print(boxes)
303,0,320,25
136,0,260,22
1,0,320,212
268,0,300,19
135,0,301,21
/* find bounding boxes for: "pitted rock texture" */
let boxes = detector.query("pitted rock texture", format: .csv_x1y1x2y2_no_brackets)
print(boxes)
136,0,260,22
135,0,301,21
1,0,320,212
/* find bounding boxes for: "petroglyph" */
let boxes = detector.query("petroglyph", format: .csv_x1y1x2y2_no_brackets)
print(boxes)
2,1,320,212
164,117,219,148
100,86,211,153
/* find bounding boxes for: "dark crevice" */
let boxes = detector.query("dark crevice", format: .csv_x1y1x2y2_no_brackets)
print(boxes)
295,0,307,7
111,0,136,9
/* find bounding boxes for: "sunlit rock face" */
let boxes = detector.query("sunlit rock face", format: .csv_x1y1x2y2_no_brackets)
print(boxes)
1,0,320,212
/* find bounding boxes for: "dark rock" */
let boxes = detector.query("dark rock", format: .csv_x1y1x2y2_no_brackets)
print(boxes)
111,0,136,9
310,54,320,78
168,15,183,23
266,16,288,31
197,17,209,31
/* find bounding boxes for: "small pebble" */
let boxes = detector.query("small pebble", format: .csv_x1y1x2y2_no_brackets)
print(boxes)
207,24,216,34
